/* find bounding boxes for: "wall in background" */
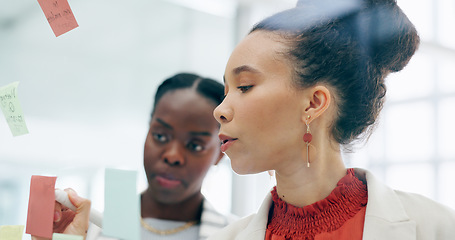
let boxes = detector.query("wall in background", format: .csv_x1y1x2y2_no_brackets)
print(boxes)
1,1,454,239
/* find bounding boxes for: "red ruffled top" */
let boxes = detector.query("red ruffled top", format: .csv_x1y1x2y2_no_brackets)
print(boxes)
266,168,368,240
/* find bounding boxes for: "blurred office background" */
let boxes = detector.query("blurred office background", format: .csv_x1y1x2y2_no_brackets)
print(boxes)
1,0,454,238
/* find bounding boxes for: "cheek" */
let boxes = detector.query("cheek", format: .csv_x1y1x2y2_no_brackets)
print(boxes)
188,150,219,181
244,96,300,156
239,97,291,136
144,137,160,166
144,137,152,158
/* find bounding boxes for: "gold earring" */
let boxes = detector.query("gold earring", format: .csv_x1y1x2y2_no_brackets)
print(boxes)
303,116,312,167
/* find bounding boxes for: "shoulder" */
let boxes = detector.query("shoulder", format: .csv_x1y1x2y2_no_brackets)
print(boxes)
207,193,272,240
356,168,455,238
395,190,455,236
200,199,240,239
201,199,239,226
206,214,256,240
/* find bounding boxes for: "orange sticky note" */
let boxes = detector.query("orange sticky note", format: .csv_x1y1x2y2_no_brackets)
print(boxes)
37,0,79,37
26,175,57,239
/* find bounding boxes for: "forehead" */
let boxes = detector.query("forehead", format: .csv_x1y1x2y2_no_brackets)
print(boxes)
225,31,292,81
153,89,219,130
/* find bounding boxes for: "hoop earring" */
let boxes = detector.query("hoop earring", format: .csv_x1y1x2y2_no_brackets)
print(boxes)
303,116,312,168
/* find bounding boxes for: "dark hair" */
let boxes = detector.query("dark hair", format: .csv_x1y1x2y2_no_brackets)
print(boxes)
151,73,224,117
251,0,420,146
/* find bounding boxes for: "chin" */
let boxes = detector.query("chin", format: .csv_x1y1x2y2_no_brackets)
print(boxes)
231,161,260,175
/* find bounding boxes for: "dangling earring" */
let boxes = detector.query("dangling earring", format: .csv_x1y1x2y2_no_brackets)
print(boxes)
268,170,276,186
303,115,312,167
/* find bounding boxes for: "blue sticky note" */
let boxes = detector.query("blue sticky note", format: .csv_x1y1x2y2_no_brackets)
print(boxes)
102,168,140,240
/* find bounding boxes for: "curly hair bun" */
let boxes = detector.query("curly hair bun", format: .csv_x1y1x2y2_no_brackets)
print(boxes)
364,0,420,73
294,0,419,73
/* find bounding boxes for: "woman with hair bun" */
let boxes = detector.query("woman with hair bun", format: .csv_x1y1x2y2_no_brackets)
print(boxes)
210,0,455,239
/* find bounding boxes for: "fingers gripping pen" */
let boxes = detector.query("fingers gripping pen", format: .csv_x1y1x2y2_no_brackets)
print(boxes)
54,189,103,228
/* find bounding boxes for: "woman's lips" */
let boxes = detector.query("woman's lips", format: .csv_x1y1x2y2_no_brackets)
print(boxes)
220,138,237,152
155,175,182,188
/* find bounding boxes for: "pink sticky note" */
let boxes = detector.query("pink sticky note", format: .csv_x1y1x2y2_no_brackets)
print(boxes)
26,175,57,239
37,0,79,37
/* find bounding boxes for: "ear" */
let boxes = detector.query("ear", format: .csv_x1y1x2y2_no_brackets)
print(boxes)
214,151,224,166
303,85,331,123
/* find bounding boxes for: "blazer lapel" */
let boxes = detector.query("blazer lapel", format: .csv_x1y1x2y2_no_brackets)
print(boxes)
356,168,416,240
236,194,272,240
363,217,416,240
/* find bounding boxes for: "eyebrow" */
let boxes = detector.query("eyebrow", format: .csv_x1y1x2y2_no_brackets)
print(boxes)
223,65,261,83
189,131,212,137
156,118,173,130
233,65,261,75
156,118,213,137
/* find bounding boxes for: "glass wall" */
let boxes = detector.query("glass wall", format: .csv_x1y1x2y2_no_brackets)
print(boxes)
0,0,236,233
1,1,454,239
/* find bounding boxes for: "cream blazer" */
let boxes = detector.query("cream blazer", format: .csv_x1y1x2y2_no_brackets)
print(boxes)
208,168,455,240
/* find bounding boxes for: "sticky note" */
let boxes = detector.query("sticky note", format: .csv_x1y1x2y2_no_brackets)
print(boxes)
37,0,79,37
26,175,57,239
0,82,29,136
0,225,24,240
52,233,83,240
103,168,140,240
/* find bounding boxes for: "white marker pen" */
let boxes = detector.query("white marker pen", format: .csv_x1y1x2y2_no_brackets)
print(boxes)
54,189,103,228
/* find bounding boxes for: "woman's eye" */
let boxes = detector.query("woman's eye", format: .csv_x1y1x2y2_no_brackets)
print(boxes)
152,133,168,143
237,85,253,93
187,142,204,152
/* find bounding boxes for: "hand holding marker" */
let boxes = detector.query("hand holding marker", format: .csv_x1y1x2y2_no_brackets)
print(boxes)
54,189,103,228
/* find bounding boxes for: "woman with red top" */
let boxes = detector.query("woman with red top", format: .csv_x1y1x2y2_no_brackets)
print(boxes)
210,0,455,239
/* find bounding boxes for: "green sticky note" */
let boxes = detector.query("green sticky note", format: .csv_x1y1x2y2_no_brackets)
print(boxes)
103,168,140,240
0,82,29,136
0,225,24,240
52,233,84,240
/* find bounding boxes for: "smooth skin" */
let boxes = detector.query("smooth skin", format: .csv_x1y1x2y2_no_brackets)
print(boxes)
214,30,347,207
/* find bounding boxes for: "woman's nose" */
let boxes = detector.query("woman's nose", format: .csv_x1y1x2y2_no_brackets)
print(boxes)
213,99,233,124
162,141,185,166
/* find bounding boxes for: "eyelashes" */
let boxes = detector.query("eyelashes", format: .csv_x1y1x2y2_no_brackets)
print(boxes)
237,85,253,93
223,85,253,97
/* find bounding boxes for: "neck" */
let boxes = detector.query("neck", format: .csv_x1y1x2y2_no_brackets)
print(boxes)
275,147,346,208
141,190,203,222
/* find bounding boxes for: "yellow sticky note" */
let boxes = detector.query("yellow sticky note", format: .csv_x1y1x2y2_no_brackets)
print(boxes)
0,82,29,136
52,233,84,240
0,225,25,240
